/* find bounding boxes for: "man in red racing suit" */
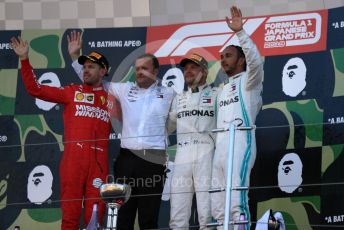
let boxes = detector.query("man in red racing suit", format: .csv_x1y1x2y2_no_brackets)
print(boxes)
11,36,116,230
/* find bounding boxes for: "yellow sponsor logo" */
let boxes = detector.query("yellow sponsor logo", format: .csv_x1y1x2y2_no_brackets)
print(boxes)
90,52,102,59
190,54,202,62
76,93,84,101
100,96,106,105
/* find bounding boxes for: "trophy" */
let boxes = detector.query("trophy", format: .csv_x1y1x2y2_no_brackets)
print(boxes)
100,176,131,230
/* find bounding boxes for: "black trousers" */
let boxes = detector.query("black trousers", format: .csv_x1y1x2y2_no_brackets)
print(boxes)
114,148,166,230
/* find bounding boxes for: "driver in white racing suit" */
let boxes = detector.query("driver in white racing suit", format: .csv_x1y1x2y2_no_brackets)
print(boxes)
168,53,219,230
211,6,264,230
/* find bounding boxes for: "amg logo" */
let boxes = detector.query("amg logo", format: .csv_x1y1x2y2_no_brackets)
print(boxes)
219,96,239,107
177,110,214,118
75,105,110,122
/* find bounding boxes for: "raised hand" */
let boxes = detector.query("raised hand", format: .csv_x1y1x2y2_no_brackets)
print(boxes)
67,30,82,61
10,36,29,60
226,6,243,32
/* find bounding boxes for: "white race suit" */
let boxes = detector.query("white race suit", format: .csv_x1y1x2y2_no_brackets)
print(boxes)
211,29,264,230
169,84,219,230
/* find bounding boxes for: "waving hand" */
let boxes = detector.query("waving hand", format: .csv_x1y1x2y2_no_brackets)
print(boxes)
226,6,243,32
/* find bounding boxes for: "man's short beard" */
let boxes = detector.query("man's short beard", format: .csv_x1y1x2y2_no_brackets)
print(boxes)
222,58,241,77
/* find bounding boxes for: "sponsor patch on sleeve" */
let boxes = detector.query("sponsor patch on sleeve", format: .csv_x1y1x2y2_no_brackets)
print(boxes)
74,91,95,104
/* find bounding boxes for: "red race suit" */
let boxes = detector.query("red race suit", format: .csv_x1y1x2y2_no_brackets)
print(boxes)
21,59,114,230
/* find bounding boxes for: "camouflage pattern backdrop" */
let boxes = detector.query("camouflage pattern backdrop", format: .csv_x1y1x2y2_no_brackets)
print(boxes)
0,6,343,230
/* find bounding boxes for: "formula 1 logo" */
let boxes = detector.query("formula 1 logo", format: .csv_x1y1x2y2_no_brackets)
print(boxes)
150,18,265,61
146,10,327,63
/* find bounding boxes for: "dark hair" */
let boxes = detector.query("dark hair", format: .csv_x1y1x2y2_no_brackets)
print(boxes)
227,45,246,71
137,53,160,70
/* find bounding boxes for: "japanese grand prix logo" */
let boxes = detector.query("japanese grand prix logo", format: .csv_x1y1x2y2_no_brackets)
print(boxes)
146,10,327,63
263,13,322,48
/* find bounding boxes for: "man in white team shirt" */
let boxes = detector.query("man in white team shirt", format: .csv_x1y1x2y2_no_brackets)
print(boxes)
68,32,174,230
211,6,264,230
168,53,218,230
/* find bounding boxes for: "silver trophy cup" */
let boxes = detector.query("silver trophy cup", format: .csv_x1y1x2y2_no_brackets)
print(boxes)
100,176,131,230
